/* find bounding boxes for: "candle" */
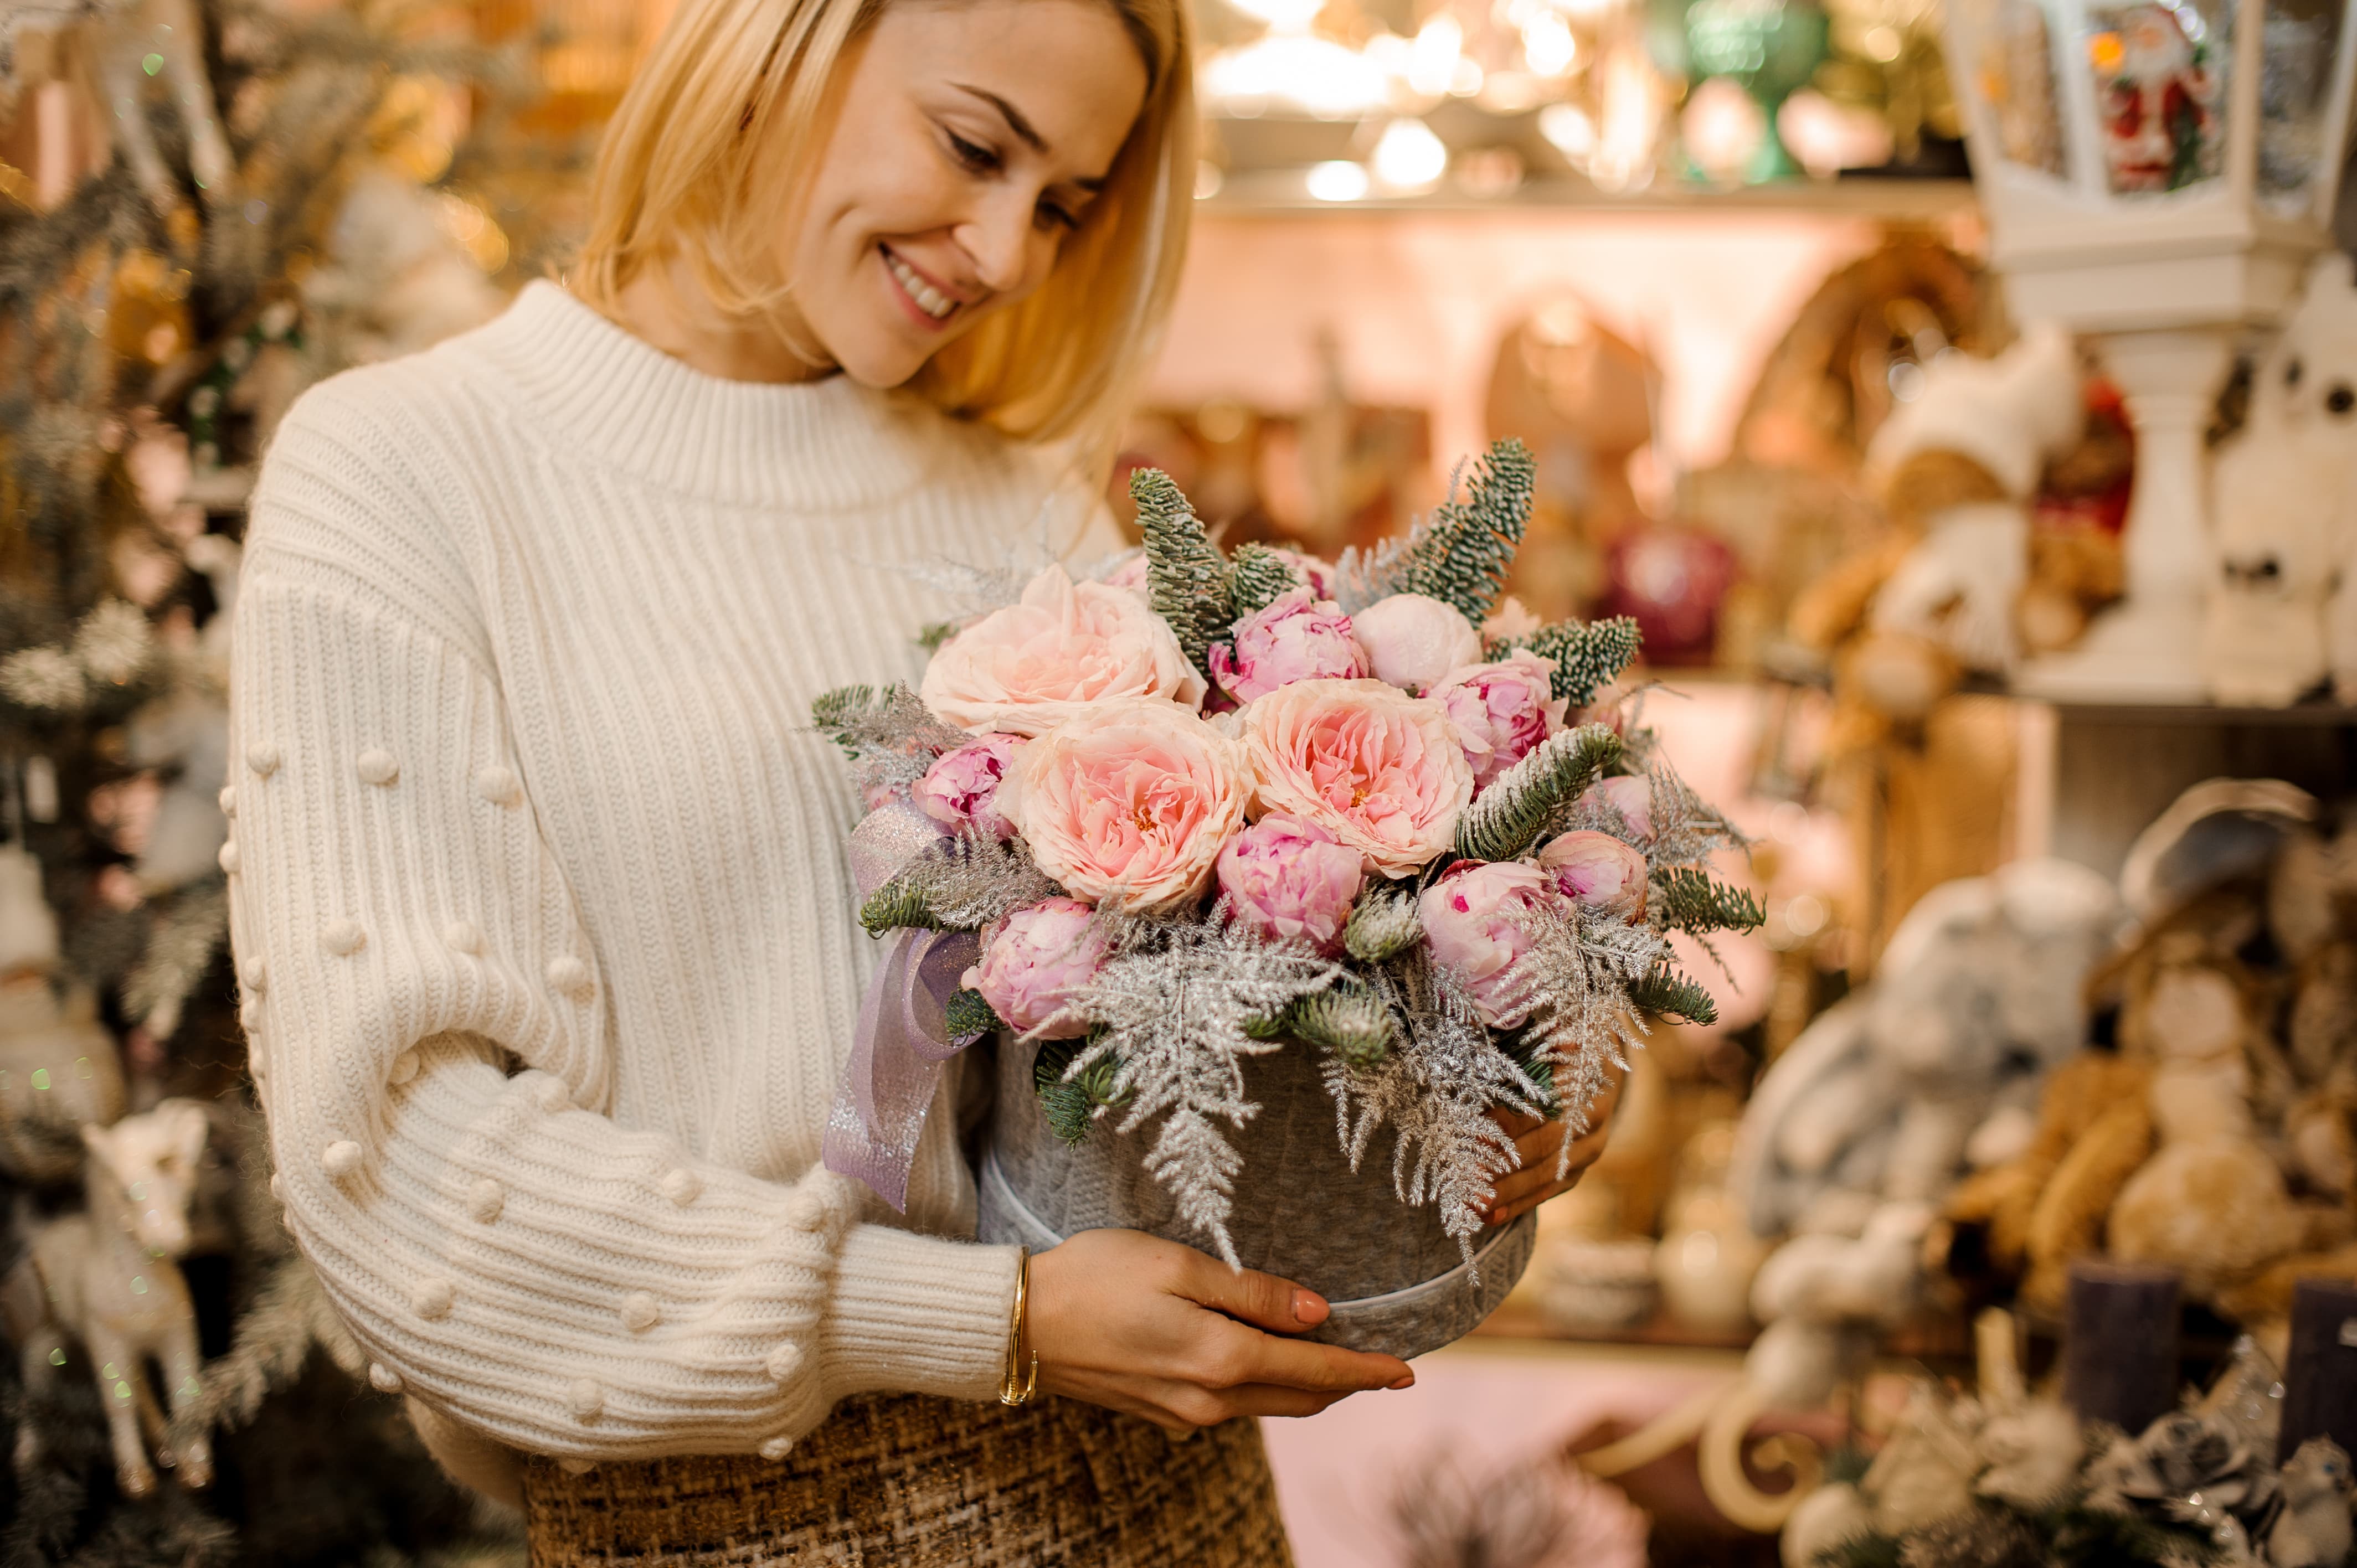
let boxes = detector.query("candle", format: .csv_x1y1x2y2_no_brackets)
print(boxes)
2279,1277,2357,1463
2062,1260,2180,1435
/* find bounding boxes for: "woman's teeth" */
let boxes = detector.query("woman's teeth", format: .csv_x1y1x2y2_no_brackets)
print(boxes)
886,251,955,321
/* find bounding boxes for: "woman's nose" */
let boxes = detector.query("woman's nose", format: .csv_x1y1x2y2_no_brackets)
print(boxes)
957,195,1040,297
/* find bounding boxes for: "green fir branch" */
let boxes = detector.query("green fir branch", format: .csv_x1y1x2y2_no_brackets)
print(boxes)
1229,542,1312,617
1344,883,1424,962
1275,980,1398,1067
858,876,948,934
1033,1035,1131,1145
917,620,963,653
1381,439,1537,624
1451,723,1622,864
1651,867,1766,936
1488,616,1644,708
1629,963,1717,1025
1133,467,1234,677
946,987,1002,1040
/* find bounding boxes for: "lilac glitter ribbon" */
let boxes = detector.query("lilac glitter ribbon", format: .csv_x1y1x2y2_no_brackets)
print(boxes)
822,800,986,1211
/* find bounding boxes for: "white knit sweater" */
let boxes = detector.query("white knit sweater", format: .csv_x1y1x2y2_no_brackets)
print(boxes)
227,280,1093,1466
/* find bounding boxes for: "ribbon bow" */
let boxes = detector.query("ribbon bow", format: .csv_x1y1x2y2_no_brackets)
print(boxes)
821,799,989,1211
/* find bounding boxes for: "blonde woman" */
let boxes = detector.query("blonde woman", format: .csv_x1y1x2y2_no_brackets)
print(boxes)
228,0,1603,1558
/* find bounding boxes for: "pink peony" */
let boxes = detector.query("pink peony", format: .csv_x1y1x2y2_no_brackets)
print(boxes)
1429,649,1567,793
1579,774,1654,840
921,564,1205,737
1266,547,1339,600
1000,699,1252,912
1216,814,1365,955
912,735,1023,839
1350,592,1484,693
1538,831,1650,922
1209,588,1368,704
1417,860,1553,1027
1242,678,1473,878
963,897,1108,1038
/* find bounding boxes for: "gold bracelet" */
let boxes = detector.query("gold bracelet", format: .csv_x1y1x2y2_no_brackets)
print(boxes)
999,1246,1038,1407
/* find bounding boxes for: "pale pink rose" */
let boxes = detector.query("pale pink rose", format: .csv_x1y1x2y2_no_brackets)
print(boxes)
1209,588,1368,704
1265,547,1339,600
1350,592,1484,693
1000,699,1252,912
962,897,1108,1038
1099,551,1151,595
912,735,1024,839
921,564,1205,737
1579,774,1654,840
1429,649,1567,793
1417,860,1553,1027
1216,814,1365,955
1242,678,1474,878
1481,595,1544,642
1538,831,1650,922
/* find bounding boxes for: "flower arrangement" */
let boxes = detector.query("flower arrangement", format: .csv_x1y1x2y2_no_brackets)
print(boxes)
813,440,1762,1267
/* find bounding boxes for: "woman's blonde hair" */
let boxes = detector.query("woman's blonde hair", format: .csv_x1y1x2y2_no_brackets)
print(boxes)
573,0,1193,447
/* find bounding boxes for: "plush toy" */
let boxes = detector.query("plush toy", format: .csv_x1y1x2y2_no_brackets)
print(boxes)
2203,253,2357,706
1732,857,2124,1244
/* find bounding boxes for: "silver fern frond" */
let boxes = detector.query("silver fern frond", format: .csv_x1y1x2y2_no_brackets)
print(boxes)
1063,915,1344,1265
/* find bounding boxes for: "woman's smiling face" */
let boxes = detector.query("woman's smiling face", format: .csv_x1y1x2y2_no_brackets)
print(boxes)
779,0,1150,387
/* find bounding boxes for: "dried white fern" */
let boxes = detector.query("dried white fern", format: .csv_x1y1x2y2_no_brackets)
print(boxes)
1062,916,1344,1264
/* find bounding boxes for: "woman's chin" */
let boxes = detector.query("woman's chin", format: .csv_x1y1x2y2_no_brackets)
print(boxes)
827,336,936,390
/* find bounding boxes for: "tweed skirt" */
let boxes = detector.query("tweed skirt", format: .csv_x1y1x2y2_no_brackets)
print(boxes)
521,1393,1296,1568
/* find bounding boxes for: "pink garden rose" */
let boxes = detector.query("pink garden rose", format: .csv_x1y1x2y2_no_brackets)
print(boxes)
1216,814,1365,954
1417,860,1553,1027
963,897,1108,1038
1579,775,1654,841
1538,831,1650,922
1349,592,1484,693
1208,588,1368,704
1242,679,1473,878
912,735,1023,839
1429,649,1567,793
922,564,1205,737
1000,699,1252,912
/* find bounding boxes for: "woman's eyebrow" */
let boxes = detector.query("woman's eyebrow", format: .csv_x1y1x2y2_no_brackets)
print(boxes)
952,82,1047,153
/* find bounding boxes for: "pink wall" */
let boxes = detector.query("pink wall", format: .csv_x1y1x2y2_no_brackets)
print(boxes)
1146,210,1900,483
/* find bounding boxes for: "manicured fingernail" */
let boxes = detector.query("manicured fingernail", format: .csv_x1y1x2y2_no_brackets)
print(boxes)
1292,1288,1330,1325
1388,1374,1414,1390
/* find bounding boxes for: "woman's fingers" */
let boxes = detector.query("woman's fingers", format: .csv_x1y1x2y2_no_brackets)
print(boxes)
1173,1252,1331,1334
1219,1321,1412,1394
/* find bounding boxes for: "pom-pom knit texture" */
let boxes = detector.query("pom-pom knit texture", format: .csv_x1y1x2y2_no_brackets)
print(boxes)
226,282,1096,1464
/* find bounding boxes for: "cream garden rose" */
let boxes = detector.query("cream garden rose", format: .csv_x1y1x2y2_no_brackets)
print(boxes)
1241,678,1474,877
999,699,1253,912
921,564,1205,736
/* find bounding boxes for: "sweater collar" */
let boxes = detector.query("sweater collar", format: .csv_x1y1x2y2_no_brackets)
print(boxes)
466,280,944,511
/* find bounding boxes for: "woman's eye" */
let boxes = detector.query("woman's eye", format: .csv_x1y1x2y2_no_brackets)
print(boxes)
1037,199,1082,232
945,131,999,174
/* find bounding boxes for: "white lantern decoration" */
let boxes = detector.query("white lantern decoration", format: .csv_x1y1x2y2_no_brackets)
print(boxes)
1941,0,2357,699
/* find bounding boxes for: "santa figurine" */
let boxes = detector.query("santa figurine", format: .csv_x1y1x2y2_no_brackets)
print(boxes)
2094,2,2219,192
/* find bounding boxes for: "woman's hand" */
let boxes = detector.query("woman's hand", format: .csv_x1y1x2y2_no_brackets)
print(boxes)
1483,1059,1627,1228
1026,1229,1414,1436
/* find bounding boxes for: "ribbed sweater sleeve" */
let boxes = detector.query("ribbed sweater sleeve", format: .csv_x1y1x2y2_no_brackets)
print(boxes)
227,390,1018,1462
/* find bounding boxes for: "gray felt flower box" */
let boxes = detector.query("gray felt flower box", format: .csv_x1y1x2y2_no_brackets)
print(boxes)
973,1034,1538,1361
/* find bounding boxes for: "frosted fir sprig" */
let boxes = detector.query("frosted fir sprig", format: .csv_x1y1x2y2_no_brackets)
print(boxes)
1452,724,1622,865
1488,617,1642,708
1334,440,1535,625
1229,542,1312,617
1061,914,1345,1265
1133,468,1235,680
858,834,1060,935
1498,902,1658,1178
864,494,1067,625
1344,882,1424,962
809,683,965,803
